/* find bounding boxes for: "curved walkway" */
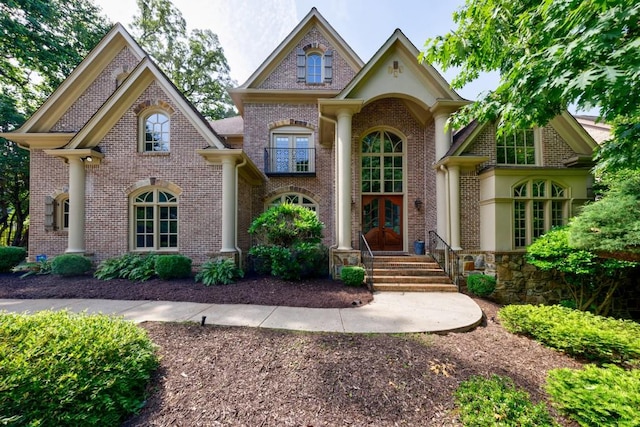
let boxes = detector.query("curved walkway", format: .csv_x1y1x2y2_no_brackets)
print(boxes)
0,292,483,333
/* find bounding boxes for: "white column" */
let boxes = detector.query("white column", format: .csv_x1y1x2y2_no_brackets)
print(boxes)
434,112,452,240
220,156,236,252
448,164,461,250
66,157,86,254
336,109,353,250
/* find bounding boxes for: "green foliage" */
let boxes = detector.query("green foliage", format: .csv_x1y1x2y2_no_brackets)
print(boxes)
455,375,558,426
0,310,158,426
526,227,636,314
498,304,640,367
570,170,640,257
11,260,52,278
94,253,158,282
195,258,244,286
0,246,26,272
466,274,496,296
50,254,92,277
420,0,639,172
155,254,192,280
249,243,328,281
249,204,324,247
341,266,365,287
130,0,236,120
547,365,640,427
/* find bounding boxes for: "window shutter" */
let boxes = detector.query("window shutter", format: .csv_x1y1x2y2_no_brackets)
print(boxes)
324,50,333,83
296,48,306,82
45,196,54,231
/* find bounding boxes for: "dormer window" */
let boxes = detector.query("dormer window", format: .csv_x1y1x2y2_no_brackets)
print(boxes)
296,45,333,84
141,112,170,152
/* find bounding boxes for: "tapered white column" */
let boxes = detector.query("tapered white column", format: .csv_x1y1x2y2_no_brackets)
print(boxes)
66,157,86,254
336,109,353,250
448,164,461,250
220,156,236,252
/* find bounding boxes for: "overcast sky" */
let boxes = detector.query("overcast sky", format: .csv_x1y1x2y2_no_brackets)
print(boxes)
93,0,502,101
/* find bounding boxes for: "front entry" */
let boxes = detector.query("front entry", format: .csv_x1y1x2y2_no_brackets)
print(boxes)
362,195,403,251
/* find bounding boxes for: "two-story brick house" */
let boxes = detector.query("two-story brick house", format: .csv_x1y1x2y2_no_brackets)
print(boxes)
2,8,597,280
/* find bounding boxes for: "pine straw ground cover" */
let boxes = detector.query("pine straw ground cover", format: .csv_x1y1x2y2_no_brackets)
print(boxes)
122,299,583,426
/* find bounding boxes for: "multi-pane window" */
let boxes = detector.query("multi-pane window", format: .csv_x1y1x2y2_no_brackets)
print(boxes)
513,180,568,248
306,53,322,83
361,130,404,193
143,112,170,152
267,193,318,211
497,129,535,165
60,198,69,230
296,48,333,84
132,189,178,250
267,132,315,174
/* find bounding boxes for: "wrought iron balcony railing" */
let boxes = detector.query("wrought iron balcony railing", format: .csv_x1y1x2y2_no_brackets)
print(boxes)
264,147,316,176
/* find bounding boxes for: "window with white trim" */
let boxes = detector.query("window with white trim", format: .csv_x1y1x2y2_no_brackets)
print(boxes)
141,112,170,152
361,129,404,193
131,189,178,250
513,180,568,248
57,196,69,230
296,47,333,84
267,126,315,175
497,129,536,165
267,193,318,211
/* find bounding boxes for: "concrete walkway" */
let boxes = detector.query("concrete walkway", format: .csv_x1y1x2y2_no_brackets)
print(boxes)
0,292,483,333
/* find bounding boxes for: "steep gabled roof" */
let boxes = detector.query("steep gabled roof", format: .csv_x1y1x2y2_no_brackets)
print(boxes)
237,7,363,89
16,24,146,134
68,57,226,149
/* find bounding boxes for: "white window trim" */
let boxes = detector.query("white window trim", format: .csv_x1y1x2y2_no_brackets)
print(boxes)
266,193,318,211
138,109,171,153
268,126,315,174
129,188,179,252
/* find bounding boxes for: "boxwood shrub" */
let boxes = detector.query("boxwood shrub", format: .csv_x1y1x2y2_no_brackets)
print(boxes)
341,266,365,287
498,304,640,367
466,274,496,296
155,254,192,280
50,254,92,276
0,246,26,272
547,365,640,427
0,310,158,426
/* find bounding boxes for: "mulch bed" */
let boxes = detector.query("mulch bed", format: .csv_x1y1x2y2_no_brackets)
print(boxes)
0,272,373,308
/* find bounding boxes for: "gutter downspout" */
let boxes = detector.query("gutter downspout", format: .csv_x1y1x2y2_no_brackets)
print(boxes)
234,156,247,268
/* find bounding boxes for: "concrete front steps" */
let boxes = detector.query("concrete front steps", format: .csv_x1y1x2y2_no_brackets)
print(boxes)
370,255,457,292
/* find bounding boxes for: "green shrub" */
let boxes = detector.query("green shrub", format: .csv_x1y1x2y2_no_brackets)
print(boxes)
11,260,52,278
0,310,158,426
341,266,365,287
547,365,640,427
466,274,496,296
155,254,192,280
455,375,558,426
195,258,244,285
94,253,157,282
0,246,26,272
248,203,324,247
50,254,92,276
249,243,328,281
498,304,640,367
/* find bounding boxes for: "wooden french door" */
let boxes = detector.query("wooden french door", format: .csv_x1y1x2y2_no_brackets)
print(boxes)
362,195,403,251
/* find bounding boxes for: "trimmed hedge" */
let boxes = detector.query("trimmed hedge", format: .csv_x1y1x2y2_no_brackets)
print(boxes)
547,365,640,427
50,254,92,276
0,311,158,426
0,246,26,272
155,254,192,280
341,266,365,287
498,304,640,367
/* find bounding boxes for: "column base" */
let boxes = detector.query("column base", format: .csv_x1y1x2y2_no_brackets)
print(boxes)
330,248,361,280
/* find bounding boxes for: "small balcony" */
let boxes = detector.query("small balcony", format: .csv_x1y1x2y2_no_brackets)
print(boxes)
264,147,316,176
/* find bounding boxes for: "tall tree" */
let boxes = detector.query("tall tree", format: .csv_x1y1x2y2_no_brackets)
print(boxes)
130,0,236,120
0,0,110,247
419,0,639,172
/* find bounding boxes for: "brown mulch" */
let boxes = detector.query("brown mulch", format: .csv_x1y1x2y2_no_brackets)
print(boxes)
0,274,582,426
0,272,373,308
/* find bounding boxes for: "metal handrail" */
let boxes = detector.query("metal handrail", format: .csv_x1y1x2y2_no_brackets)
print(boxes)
359,232,374,291
264,147,316,174
428,230,460,291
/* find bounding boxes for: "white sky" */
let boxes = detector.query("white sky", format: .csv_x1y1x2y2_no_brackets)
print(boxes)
93,0,498,101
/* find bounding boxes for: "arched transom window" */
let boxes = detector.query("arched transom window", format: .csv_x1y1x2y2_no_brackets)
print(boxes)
143,112,170,152
267,193,318,211
513,180,567,248
361,130,404,193
132,189,178,250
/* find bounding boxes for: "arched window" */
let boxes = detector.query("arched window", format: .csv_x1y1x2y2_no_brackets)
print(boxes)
513,180,567,247
142,112,170,152
57,196,69,230
267,193,318,211
131,189,178,250
296,47,333,84
361,129,404,193
306,53,322,83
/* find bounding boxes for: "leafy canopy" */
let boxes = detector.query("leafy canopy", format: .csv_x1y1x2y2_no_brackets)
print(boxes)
130,0,236,120
420,0,640,172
